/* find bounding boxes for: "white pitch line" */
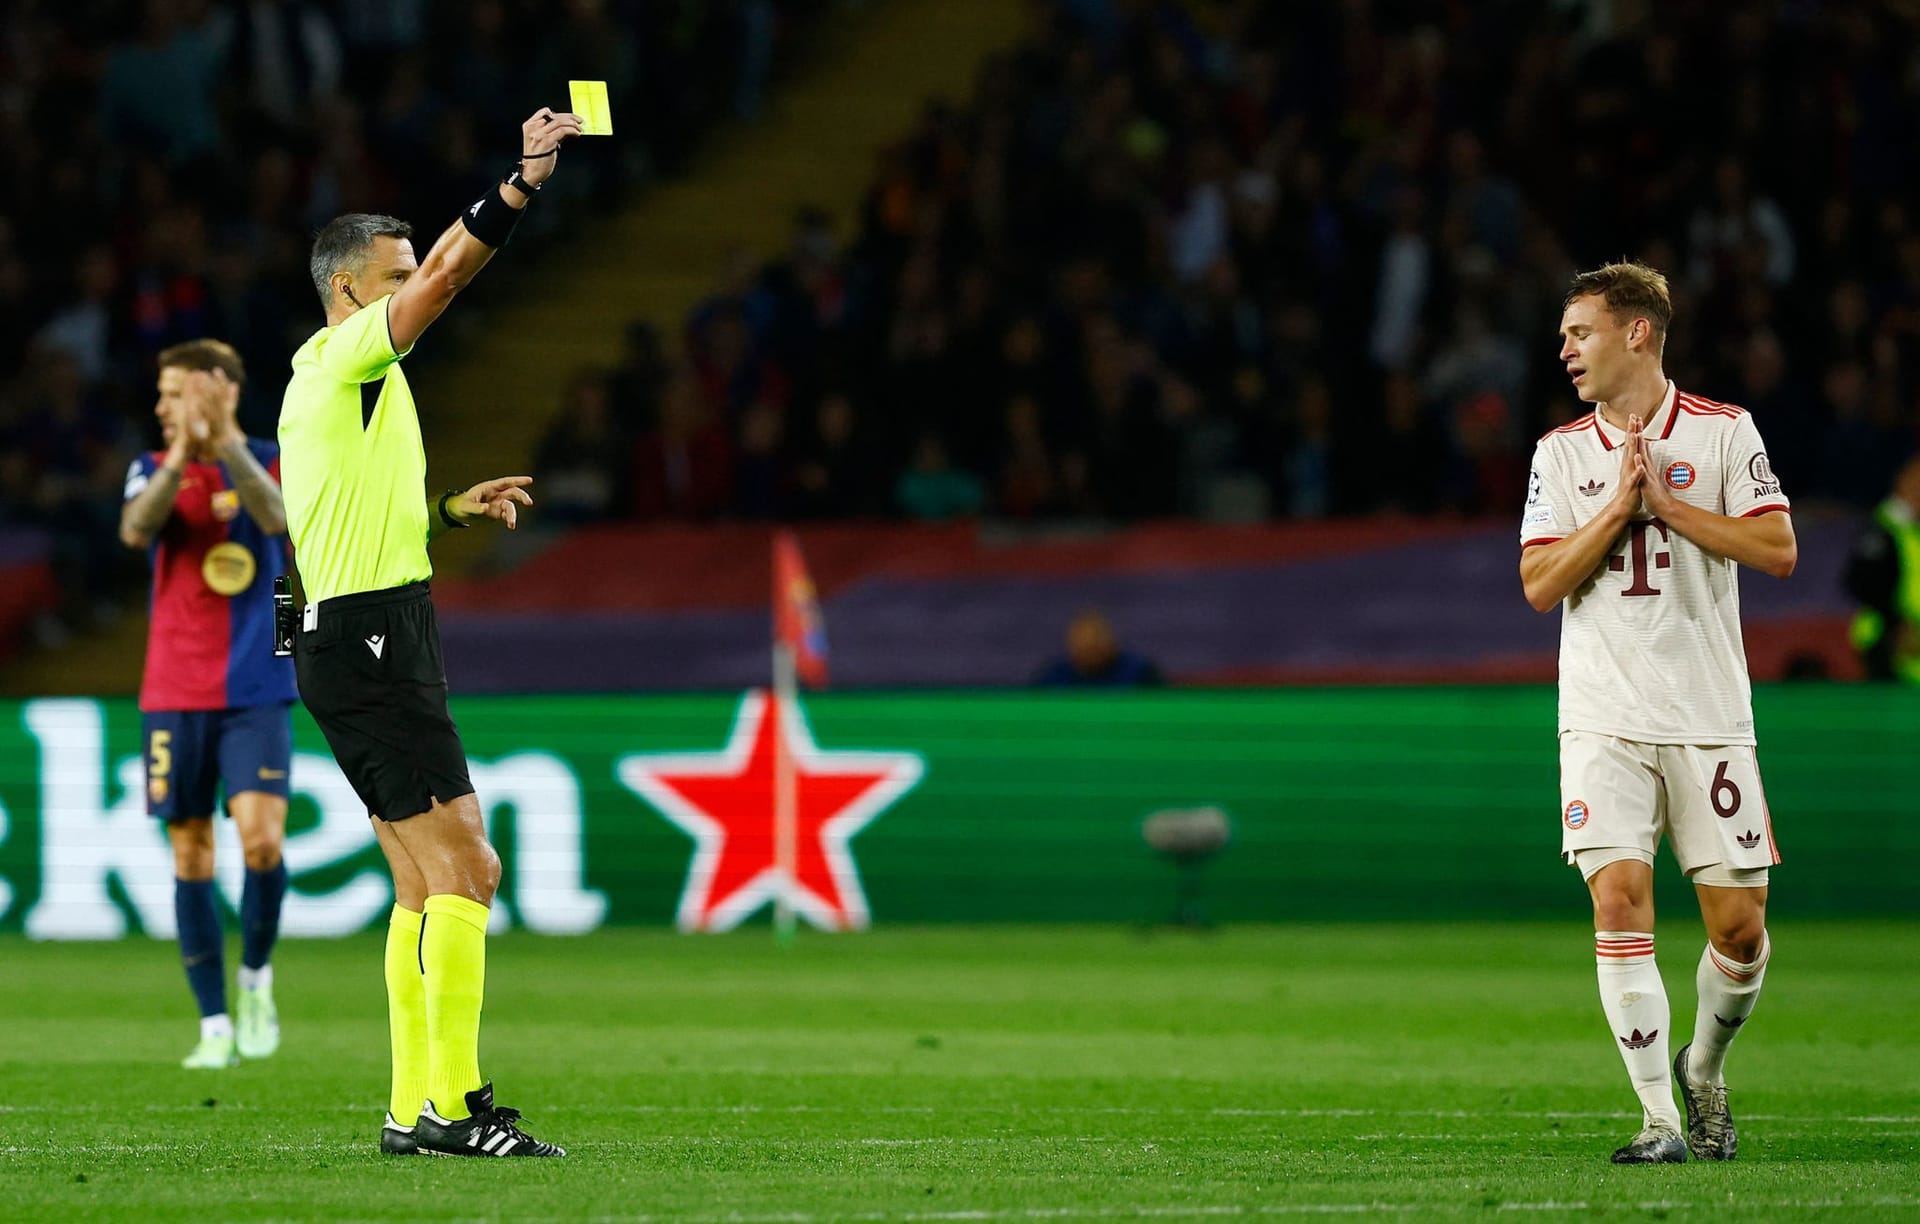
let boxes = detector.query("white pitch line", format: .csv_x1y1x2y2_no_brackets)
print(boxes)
2,1104,1916,1125
529,1212,1920,1224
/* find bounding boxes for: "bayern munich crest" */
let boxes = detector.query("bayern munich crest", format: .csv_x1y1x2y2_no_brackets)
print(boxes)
1564,799,1589,830
1664,460,1696,490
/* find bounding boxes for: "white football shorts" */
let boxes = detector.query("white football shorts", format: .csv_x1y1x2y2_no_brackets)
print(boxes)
1559,730,1780,880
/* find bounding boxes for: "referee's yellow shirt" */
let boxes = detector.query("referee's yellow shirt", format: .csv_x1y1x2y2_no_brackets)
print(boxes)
278,295,431,604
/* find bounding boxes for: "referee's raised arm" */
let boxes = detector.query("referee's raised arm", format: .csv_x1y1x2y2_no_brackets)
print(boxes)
353,107,580,352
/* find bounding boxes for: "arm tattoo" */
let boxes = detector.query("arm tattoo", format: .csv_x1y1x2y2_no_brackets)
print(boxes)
122,464,183,541
218,436,287,535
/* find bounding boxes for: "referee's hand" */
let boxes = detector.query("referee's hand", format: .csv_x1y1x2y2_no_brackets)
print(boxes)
452,476,535,530
519,108,582,189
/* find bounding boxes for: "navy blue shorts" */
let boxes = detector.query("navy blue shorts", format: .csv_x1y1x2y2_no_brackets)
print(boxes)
142,703,294,821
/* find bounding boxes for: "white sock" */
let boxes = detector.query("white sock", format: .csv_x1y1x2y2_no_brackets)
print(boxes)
201,1013,233,1041
1596,931,1681,1130
1689,931,1769,1086
238,963,273,992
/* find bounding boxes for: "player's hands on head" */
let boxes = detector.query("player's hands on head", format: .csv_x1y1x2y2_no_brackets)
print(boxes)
518,109,583,188
454,475,535,530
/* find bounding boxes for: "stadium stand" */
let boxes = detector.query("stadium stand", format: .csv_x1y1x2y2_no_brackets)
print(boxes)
3,0,1916,678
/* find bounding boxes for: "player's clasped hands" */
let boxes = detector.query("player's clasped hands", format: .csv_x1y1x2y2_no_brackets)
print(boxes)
1608,414,1647,517
518,109,584,189
1607,413,1675,519
164,369,238,463
184,369,241,443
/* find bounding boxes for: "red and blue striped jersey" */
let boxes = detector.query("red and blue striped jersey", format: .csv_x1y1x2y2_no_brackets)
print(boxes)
126,440,298,712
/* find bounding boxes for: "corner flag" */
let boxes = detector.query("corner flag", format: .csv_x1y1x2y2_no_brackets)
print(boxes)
773,530,829,688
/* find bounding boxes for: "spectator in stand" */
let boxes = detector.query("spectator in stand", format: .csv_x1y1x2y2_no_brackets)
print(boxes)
14,347,135,631
895,433,983,522
98,0,225,164
790,391,877,520
535,369,630,525
1033,609,1163,688
632,368,731,521
609,321,669,433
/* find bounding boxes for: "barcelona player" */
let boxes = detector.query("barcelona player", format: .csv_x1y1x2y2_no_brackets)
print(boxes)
120,340,297,1069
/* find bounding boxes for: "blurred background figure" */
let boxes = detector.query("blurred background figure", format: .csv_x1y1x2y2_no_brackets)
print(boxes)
1845,452,1920,683
533,367,630,526
1034,608,1163,688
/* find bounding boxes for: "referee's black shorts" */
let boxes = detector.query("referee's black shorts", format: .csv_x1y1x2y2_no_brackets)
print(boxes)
294,581,474,822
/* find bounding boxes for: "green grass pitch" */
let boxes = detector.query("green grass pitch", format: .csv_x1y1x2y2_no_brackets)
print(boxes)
2,922,1916,1221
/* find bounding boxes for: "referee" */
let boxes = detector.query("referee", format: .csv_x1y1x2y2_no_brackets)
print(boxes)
278,106,579,1159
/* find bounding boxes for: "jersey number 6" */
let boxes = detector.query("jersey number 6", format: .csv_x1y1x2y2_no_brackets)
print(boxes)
1711,759,1741,818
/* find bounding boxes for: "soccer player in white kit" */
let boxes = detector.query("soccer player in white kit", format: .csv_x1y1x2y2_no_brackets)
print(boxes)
1520,262,1797,1164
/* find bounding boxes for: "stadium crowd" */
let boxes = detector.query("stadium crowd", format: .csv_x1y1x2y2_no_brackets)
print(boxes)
6,0,1920,624
0,0,801,630
533,0,1920,526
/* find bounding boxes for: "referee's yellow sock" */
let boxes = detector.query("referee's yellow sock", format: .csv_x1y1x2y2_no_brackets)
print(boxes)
384,904,430,1124
421,894,489,1120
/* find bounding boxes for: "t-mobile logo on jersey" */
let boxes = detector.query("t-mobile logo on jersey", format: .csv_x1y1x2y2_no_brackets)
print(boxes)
1608,519,1671,597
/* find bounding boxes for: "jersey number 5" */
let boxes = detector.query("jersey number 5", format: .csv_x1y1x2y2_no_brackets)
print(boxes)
1609,519,1671,597
149,729,172,780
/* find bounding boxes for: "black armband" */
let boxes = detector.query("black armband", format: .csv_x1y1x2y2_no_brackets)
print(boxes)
438,489,471,529
460,183,525,248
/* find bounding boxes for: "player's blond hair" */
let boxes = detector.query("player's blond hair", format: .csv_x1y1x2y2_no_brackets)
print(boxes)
1564,261,1672,354
157,338,247,389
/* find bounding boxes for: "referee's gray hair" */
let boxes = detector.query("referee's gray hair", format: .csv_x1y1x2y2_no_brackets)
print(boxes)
309,214,415,309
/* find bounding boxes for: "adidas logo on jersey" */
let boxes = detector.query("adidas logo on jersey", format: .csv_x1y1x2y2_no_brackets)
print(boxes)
1578,479,1607,496
1619,1028,1658,1050
1736,829,1761,849
366,635,386,659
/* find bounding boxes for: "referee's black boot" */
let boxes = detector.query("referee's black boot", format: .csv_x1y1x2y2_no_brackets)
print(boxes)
380,1113,419,1155
415,1082,566,1157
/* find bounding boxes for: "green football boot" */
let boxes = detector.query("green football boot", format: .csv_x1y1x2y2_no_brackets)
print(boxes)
236,985,280,1059
181,1032,239,1069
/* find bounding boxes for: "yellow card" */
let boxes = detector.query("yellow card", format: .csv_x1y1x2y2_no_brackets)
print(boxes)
570,80,612,135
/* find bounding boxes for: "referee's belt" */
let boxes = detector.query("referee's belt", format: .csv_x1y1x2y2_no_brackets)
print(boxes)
302,580,432,630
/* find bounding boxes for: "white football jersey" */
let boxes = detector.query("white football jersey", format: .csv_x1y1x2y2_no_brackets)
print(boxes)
1521,383,1790,744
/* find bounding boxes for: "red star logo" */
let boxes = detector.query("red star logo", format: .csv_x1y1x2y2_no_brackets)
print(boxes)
617,691,924,932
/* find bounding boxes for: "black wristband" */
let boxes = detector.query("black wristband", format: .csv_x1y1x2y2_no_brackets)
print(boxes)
520,148,558,159
461,184,525,248
438,490,471,529
504,166,541,196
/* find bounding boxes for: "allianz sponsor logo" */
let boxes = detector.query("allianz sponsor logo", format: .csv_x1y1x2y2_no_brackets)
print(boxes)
0,699,607,939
